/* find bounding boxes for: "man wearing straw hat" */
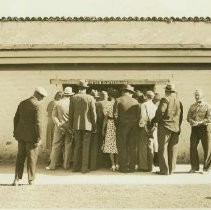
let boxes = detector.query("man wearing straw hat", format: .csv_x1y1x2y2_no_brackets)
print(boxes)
69,80,97,173
46,87,75,170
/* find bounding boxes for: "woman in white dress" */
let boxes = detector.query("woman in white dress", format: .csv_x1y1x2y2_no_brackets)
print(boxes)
102,88,119,171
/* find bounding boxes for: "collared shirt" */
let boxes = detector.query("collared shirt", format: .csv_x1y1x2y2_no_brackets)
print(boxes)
187,101,211,124
139,100,157,127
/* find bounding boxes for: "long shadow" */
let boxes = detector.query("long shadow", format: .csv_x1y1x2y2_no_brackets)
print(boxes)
0,183,28,186
205,197,211,200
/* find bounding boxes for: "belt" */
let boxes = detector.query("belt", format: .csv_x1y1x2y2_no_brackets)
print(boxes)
107,116,114,120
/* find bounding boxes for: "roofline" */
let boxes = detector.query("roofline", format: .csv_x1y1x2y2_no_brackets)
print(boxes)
0,16,211,23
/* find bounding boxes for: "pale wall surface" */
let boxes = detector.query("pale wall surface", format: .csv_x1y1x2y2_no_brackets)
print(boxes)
0,22,211,46
0,70,211,162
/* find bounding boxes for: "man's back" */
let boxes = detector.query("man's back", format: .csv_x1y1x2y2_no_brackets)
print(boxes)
69,93,96,131
116,95,139,126
52,97,70,125
156,93,181,132
14,96,42,143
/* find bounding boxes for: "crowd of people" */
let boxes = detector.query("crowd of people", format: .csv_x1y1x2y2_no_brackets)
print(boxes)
12,80,211,185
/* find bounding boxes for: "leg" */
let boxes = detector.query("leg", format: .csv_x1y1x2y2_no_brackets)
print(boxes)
168,132,179,174
110,153,115,171
48,128,64,169
200,127,211,170
26,143,39,182
204,131,211,170
89,132,98,170
81,130,91,172
63,131,74,169
138,128,149,170
157,125,171,174
190,127,200,171
72,130,82,171
15,141,27,179
147,137,154,172
116,126,129,172
128,126,138,171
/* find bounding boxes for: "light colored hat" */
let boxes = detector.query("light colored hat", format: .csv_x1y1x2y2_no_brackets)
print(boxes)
146,91,155,99
78,80,89,88
122,84,135,93
90,89,100,98
64,87,74,96
165,83,176,92
35,87,48,97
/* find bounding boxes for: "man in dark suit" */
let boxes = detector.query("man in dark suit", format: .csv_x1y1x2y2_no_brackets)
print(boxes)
114,84,139,173
152,84,182,175
69,80,97,173
13,87,47,185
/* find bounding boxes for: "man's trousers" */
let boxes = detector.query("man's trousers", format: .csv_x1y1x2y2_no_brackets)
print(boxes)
15,140,38,181
49,127,74,169
157,125,179,174
116,125,137,172
190,125,211,171
72,130,91,171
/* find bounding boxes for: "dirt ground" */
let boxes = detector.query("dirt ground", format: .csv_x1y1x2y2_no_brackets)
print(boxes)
0,164,211,209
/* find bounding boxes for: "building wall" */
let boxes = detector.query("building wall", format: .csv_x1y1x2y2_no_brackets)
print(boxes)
0,21,211,46
0,69,210,162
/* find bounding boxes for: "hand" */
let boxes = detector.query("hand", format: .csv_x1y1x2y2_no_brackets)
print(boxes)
102,129,105,137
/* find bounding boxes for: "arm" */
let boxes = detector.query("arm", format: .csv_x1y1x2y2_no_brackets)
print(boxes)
179,101,183,127
52,104,61,127
13,104,20,138
187,105,198,126
90,97,97,132
34,104,42,143
152,98,168,124
69,97,74,130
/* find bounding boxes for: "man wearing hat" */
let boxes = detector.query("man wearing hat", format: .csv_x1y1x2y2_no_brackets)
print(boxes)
46,87,75,170
69,80,97,173
187,89,211,174
114,84,139,173
152,84,182,175
138,90,158,172
13,87,47,185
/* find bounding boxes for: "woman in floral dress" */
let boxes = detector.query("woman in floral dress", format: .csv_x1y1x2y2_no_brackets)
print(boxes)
102,88,119,171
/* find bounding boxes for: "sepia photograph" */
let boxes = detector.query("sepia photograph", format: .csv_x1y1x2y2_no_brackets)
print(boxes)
0,0,211,209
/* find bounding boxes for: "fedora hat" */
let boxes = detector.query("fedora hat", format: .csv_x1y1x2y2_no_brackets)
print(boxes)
90,89,100,98
63,87,74,96
78,80,89,88
35,87,48,97
165,83,176,92
122,84,135,93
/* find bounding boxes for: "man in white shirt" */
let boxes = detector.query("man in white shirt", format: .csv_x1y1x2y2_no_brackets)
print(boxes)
138,91,158,171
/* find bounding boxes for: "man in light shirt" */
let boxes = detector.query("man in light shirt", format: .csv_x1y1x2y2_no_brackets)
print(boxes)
187,89,211,174
138,91,158,172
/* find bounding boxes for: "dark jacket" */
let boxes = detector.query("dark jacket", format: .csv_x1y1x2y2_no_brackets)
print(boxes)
14,96,43,143
114,95,139,127
69,93,97,131
153,93,181,133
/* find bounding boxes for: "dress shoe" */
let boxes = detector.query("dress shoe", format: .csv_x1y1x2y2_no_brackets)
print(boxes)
28,180,34,185
155,171,169,175
45,166,55,170
202,169,211,175
12,179,19,186
72,168,80,172
115,164,120,171
110,165,116,172
189,169,197,173
81,169,90,174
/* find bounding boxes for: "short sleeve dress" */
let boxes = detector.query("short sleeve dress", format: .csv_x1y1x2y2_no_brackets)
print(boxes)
102,101,118,154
